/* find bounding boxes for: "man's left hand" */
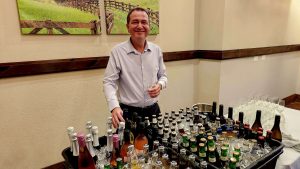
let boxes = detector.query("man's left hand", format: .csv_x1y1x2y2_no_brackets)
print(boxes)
148,84,161,98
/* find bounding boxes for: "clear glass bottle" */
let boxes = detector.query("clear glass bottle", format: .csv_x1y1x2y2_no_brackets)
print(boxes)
118,122,125,145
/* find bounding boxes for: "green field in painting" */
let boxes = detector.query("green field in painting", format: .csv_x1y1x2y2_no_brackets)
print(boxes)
17,0,100,34
105,0,159,35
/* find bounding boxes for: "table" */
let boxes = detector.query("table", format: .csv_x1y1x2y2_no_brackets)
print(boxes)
275,107,300,169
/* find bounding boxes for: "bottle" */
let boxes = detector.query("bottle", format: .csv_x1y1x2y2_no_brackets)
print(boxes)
86,121,93,136
179,149,187,168
110,134,120,168
238,112,244,138
71,133,79,168
170,161,178,169
190,138,198,154
116,158,123,169
220,146,228,168
67,127,75,152
271,115,282,142
198,143,206,161
77,133,96,169
107,129,113,153
171,143,179,161
134,122,148,154
228,157,237,169
233,151,240,169
251,110,262,132
107,117,112,130
181,133,189,148
200,161,208,169
143,144,149,163
219,104,226,125
85,134,97,163
120,130,131,162
91,126,100,150
118,122,125,146
208,147,216,165
211,101,217,121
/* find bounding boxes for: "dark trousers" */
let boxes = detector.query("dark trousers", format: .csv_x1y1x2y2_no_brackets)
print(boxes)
120,102,161,122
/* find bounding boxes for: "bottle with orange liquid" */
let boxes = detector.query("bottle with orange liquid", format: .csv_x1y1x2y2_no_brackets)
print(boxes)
134,122,148,155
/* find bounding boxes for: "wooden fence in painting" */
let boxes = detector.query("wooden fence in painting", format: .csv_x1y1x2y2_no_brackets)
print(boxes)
104,0,159,25
20,20,100,35
105,12,114,34
56,0,100,16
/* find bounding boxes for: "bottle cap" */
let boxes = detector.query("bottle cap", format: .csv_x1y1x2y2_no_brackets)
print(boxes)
67,126,74,134
113,134,119,142
119,122,125,129
92,126,98,134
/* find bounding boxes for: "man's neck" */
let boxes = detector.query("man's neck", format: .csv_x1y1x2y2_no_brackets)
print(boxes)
130,38,146,53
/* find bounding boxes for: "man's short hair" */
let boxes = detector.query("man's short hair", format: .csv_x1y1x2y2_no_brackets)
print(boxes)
127,7,150,24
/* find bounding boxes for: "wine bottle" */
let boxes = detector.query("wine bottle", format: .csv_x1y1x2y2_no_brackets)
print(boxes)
77,133,96,169
120,130,131,162
211,101,217,121
251,110,262,132
134,122,148,155
238,112,244,138
91,126,100,150
110,134,120,168
85,134,97,163
271,115,282,142
67,126,74,152
118,122,125,146
218,104,226,125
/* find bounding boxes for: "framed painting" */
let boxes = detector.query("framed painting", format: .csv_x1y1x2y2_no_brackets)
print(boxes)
104,0,159,35
16,0,101,35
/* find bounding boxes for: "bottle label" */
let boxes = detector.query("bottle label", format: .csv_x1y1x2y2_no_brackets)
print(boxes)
183,142,189,147
199,152,206,157
209,157,216,163
191,147,197,152
221,156,228,161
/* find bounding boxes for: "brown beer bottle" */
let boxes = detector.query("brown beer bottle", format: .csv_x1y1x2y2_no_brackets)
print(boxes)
271,115,282,142
251,110,262,132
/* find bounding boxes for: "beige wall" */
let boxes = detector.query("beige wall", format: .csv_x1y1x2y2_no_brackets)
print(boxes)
1,0,300,168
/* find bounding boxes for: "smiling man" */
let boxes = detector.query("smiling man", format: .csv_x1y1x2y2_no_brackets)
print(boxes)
103,7,168,128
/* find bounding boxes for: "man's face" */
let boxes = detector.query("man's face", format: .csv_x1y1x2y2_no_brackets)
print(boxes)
127,10,150,41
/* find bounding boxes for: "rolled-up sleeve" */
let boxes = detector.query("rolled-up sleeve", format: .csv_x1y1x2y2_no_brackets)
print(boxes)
157,48,168,89
103,51,121,111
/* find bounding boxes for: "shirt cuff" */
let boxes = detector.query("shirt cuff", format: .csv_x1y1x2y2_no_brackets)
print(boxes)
158,81,165,90
109,100,120,112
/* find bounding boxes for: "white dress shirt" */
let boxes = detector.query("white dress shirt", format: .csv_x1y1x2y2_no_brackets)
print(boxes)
103,40,168,111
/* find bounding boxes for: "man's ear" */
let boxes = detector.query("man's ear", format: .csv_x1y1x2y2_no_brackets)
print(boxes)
126,24,129,32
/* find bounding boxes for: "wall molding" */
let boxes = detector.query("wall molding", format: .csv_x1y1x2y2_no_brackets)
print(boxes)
1,44,300,78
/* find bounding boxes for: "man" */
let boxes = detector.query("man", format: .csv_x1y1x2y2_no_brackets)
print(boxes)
103,7,167,128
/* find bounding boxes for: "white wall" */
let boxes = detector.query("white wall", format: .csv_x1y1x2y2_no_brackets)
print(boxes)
219,52,300,107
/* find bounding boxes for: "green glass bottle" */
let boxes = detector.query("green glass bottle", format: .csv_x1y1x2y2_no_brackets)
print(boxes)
198,143,207,160
182,133,189,148
228,157,237,169
116,158,123,169
220,146,228,167
190,138,198,154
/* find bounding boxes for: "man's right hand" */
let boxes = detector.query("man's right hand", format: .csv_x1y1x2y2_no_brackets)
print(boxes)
111,107,125,128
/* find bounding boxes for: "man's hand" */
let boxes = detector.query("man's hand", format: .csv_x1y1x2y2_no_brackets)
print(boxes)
148,84,161,98
111,107,125,128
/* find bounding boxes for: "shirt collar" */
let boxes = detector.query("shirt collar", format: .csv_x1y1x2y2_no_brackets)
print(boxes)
126,39,152,54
